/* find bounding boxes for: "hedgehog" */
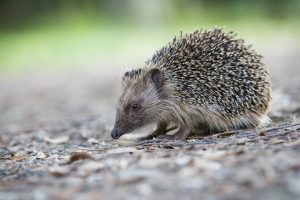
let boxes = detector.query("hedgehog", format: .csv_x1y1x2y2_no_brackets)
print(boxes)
111,29,272,140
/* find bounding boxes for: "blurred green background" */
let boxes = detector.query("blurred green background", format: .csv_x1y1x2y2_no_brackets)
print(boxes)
0,0,299,74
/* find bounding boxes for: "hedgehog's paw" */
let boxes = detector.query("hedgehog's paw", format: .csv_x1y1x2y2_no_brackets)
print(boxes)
151,122,167,137
159,127,192,140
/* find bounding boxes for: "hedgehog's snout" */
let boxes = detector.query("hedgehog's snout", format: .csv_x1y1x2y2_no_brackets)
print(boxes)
111,127,121,139
111,124,132,139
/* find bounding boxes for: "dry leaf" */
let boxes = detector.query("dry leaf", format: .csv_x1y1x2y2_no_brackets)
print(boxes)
11,155,30,162
67,152,95,164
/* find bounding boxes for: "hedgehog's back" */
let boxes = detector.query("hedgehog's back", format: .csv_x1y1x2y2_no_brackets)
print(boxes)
148,29,271,119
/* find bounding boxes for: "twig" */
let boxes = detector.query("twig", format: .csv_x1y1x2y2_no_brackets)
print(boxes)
264,123,300,132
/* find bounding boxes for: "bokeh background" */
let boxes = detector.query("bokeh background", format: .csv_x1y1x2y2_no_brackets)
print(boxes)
1,0,300,73
0,0,300,132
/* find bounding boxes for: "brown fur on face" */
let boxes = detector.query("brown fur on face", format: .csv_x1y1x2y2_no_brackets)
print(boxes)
111,68,165,139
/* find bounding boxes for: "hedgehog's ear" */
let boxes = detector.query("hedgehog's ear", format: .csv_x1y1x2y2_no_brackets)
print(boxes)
148,68,163,90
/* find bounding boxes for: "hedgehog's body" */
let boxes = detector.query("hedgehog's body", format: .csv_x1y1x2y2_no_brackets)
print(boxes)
111,29,271,140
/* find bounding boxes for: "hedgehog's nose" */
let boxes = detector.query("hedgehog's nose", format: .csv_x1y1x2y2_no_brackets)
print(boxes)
111,127,121,139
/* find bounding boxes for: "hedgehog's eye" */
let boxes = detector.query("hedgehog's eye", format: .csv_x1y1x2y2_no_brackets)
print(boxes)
131,103,139,111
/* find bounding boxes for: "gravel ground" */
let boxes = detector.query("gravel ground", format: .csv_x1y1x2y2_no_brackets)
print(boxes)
0,42,300,200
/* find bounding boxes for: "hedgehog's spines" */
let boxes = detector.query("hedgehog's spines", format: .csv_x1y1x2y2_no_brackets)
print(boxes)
144,28,271,130
121,28,271,133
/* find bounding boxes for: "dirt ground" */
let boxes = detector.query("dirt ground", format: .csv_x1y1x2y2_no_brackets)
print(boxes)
1,42,300,200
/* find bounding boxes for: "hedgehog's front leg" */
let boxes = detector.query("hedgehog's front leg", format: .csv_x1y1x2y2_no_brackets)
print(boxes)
166,126,192,140
143,122,167,140
152,122,167,136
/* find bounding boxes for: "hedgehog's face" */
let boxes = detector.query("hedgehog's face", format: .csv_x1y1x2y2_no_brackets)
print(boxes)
111,97,146,139
111,68,163,139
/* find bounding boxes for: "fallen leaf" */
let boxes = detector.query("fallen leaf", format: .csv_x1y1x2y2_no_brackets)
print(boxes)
11,155,30,162
259,131,268,136
67,152,95,164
